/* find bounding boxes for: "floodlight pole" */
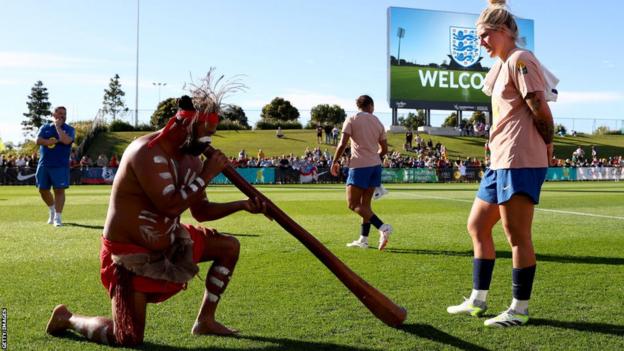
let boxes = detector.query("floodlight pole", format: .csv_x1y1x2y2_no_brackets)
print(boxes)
153,82,167,103
396,27,405,65
134,0,140,127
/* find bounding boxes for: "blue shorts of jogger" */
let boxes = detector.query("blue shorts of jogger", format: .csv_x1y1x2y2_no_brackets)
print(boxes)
36,166,70,190
347,165,382,189
476,168,547,205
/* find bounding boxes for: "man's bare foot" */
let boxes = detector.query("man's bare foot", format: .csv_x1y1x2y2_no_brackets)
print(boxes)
46,305,72,335
191,320,239,336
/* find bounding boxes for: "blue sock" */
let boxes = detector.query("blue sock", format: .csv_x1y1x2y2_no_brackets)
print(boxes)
360,223,371,237
369,215,383,229
512,265,536,300
473,258,495,291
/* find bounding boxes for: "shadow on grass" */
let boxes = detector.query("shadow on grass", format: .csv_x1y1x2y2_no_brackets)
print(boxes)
220,232,260,238
50,332,376,350
530,318,624,337
384,248,624,266
145,334,377,351
63,222,104,230
278,136,307,143
400,323,490,351
544,189,624,194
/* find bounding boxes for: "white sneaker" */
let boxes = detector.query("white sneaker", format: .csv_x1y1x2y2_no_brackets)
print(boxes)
47,211,54,225
484,308,529,327
373,185,389,200
378,224,393,250
53,216,63,227
447,297,488,317
346,240,369,249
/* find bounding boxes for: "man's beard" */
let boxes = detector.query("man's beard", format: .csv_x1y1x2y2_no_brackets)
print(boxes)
180,133,210,156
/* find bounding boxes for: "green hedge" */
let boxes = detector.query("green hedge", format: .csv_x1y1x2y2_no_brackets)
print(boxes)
255,119,302,130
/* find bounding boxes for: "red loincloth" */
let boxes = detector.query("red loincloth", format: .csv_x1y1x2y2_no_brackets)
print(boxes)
100,224,209,303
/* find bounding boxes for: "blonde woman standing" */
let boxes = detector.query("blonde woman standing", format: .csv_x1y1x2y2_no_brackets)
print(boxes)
447,0,555,327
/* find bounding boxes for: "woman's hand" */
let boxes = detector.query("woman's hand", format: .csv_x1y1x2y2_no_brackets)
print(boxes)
546,143,555,166
330,161,340,177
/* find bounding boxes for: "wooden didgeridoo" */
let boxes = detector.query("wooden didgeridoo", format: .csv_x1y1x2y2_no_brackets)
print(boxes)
206,146,407,327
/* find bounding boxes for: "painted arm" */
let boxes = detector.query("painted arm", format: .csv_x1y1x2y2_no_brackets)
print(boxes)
190,195,267,222
132,147,228,218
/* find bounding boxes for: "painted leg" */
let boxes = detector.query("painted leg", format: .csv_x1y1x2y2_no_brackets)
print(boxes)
192,233,240,336
46,305,114,345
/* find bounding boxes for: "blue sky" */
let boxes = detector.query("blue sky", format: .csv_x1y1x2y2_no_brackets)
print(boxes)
1,0,623,145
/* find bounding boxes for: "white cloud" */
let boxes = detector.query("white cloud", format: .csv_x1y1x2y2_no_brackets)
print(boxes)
557,91,624,104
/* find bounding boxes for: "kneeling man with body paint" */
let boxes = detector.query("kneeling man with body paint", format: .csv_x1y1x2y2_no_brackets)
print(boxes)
46,93,267,346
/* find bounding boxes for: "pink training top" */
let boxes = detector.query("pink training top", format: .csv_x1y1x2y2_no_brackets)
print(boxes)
341,112,386,168
488,48,548,169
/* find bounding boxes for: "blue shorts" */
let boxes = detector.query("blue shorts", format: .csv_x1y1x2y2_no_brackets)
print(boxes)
476,168,547,205
347,165,382,189
36,166,70,190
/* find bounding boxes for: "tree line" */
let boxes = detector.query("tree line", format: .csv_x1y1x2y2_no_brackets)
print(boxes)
21,76,351,135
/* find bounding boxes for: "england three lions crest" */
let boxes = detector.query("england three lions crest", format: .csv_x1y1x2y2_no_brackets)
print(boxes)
450,26,481,68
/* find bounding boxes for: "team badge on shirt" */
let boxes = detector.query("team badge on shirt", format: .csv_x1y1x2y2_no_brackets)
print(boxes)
517,61,528,75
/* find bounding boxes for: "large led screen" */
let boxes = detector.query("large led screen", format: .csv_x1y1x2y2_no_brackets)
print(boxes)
388,7,534,111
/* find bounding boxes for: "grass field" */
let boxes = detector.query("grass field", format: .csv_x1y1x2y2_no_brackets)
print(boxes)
87,129,624,163
1,182,623,350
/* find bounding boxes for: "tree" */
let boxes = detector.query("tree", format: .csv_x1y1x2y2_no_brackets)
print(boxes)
469,111,486,125
220,104,249,128
260,97,299,122
102,74,129,121
398,110,426,130
442,112,459,127
22,80,52,137
150,97,178,129
310,104,346,126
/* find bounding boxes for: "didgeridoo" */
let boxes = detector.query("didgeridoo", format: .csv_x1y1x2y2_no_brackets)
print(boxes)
206,146,407,327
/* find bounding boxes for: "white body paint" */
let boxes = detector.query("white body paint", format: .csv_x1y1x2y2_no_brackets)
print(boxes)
100,325,109,344
138,215,157,223
208,276,224,288
139,225,161,243
140,210,158,218
195,178,206,187
162,184,175,196
207,292,219,302
214,266,231,276
169,159,178,183
153,155,167,164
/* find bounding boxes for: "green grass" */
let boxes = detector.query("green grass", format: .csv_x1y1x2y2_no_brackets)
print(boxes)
1,182,623,350
86,130,624,162
390,65,490,104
